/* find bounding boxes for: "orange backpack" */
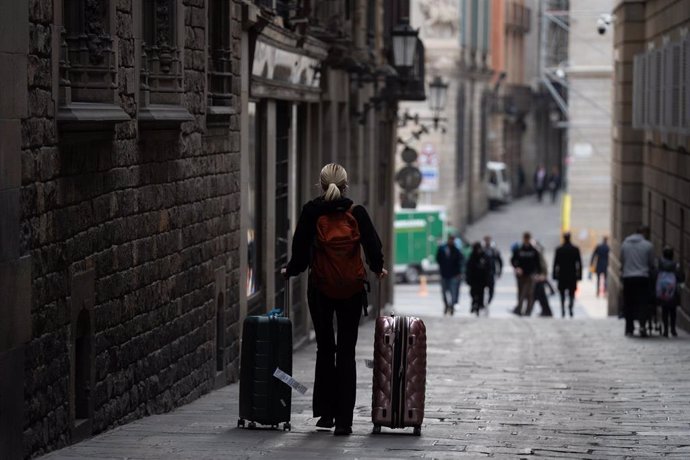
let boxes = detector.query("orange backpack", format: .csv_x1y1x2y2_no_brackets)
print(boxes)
310,207,366,300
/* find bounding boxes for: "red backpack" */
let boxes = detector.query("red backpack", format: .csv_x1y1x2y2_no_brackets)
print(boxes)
310,206,366,299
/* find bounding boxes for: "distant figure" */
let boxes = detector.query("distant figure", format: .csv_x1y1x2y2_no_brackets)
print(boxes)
436,234,465,316
553,232,583,318
533,244,554,317
466,242,491,315
655,246,685,337
547,166,561,203
511,232,541,316
620,225,656,337
483,235,503,305
590,237,610,297
534,165,547,202
517,165,526,196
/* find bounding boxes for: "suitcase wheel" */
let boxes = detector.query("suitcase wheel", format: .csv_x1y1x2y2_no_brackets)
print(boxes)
372,425,381,434
283,422,291,431
237,419,245,428
413,426,422,436
248,421,257,429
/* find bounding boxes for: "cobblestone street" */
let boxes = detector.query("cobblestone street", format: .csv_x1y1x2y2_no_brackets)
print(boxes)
43,200,690,459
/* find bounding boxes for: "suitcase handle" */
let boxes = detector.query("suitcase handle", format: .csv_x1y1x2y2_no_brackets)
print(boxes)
283,277,290,319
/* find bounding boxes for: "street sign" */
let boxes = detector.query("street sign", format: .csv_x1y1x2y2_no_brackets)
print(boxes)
419,165,440,191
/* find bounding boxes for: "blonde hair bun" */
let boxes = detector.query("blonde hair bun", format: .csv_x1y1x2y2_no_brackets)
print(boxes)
320,163,348,201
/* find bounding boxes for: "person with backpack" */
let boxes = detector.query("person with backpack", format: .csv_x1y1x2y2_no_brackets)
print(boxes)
655,246,685,337
282,163,387,436
466,242,491,315
436,234,465,316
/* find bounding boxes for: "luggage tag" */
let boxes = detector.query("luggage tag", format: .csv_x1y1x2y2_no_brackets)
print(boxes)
273,368,308,395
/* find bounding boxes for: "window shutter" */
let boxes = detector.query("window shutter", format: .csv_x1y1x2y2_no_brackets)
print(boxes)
642,53,654,129
671,42,682,132
680,36,690,136
663,44,673,130
648,49,658,129
632,53,644,129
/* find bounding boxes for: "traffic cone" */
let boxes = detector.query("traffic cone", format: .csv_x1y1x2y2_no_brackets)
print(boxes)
418,275,428,297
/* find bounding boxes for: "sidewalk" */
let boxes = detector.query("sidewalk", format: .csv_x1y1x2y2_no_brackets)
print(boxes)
43,317,690,459
42,199,690,459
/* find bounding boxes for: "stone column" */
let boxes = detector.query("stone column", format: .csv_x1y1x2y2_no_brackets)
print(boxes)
608,0,647,315
0,1,31,459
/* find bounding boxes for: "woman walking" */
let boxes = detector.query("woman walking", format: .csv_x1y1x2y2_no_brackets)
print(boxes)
466,242,491,315
283,163,387,436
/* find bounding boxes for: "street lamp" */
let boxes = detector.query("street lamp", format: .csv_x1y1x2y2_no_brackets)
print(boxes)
427,76,448,129
391,21,419,70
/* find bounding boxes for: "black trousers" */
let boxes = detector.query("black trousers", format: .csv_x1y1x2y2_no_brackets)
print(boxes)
308,286,362,427
559,287,575,317
662,304,677,335
623,277,650,334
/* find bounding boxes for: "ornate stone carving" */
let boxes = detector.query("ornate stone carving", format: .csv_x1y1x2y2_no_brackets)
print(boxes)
141,0,183,104
84,0,108,64
418,0,458,38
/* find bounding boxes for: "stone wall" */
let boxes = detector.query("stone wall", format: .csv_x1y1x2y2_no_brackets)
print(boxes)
18,0,242,457
609,0,690,322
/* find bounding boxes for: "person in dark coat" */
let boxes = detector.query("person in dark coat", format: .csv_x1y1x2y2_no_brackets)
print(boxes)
466,242,491,315
533,245,554,317
590,236,610,297
511,232,541,316
436,235,465,316
483,235,503,305
553,232,583,318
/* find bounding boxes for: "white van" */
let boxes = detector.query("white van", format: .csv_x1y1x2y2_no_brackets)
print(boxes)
486,161,512,207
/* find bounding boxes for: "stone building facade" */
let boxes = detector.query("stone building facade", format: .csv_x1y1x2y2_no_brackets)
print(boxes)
1,1,412,458
397,0,490,232
566,0,614,253
610,0,690,323
1,0,242,458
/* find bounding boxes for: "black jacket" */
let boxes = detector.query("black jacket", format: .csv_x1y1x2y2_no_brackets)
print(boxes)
466,251,491,288
511,243,540,276
436,244,464,279
553,242,583,288
285,197,384,277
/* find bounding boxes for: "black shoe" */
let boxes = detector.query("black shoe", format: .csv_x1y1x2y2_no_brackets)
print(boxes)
639,330,648,338
671,329,678,337
663,330,669,338
316,417,335,429
334,426,352,436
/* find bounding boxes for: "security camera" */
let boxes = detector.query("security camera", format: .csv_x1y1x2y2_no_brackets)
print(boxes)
597,14,613,35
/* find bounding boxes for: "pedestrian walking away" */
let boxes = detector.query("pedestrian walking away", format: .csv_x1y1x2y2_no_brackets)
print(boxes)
553,232,583,318
483,235,503,305
511,232,541,316
534,165,547,202
466,242,491,315
436,234,465,316
283,163,387,436
590,236,609,297
620,225,656,337
655,246,685,337
547,166,561,204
